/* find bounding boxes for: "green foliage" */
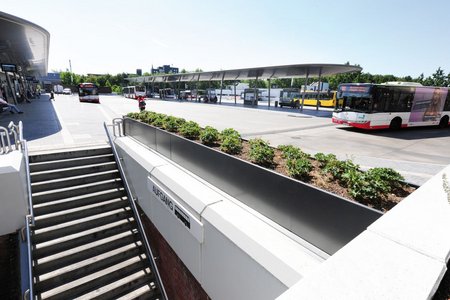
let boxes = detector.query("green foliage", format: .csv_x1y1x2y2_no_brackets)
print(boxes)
163,116,184,132
278,145,310,160
220,128,242,154
179,121,201,139
286,157,312,179
126,112,140,119
151,114,167,128
365,168,404,190
248,138,274,166
200,126,219,145
220,128,240,139
314,153,337,168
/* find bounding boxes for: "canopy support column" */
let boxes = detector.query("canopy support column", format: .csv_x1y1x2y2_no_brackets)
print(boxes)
300,69,309,112
234,81,237,104
268,79,271,107
254,76,258,106
219,72,225,104
316,67,323,111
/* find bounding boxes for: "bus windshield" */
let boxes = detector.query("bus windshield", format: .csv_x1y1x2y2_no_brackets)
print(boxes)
78,86,98,96
136,86,145,92
336,85,373,112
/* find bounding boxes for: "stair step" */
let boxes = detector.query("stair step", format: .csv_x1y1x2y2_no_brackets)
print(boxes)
33,210,133,244
30,162,118,183
32,171,120,194
33,220,137,260
30,154,115,172
35,245,146,293
43,260,150,300
34,190,127,216
32,180,124,205
34,199,129,229
34,232,141,276
29,147,112,163
91,273,158,300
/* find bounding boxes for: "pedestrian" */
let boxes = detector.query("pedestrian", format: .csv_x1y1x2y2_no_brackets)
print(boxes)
50,90,55,101
0,97,23,114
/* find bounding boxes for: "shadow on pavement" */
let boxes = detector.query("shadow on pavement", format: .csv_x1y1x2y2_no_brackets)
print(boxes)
337,125,450,140
0,94,62,141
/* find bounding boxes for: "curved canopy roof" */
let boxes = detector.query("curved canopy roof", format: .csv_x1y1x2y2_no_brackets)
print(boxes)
0,11,50,76
127,63,362,83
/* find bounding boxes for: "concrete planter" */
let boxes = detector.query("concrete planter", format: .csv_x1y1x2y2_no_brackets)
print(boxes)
123,117,382,255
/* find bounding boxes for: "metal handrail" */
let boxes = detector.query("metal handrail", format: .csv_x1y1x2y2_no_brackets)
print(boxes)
0,126,12,154
24,215,34,300
104,121,168,299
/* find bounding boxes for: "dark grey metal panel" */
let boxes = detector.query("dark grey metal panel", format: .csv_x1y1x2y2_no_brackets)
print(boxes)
155,128,171,158
124,118,157,150
123,118,382,255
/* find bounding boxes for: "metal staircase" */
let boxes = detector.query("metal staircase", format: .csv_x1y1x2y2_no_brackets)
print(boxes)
27,146,166,299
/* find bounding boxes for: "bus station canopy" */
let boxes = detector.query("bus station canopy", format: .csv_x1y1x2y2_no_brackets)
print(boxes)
0,11,50,76
127,64,362,83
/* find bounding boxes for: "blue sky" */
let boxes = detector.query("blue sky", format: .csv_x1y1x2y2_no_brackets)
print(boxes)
2,0,449,77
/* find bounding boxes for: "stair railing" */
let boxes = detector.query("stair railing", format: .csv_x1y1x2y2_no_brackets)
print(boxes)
104,121,168,299
8,120,36,300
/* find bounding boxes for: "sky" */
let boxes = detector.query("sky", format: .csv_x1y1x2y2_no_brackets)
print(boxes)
2,0,449,77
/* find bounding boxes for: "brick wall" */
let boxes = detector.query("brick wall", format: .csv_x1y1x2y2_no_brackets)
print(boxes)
139,208,210,300
0,233,19,298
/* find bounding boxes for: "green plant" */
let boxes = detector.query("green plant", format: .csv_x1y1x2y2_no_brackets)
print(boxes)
286,157,312,179
220,128,243,154
179,121,201,139
278,144,310,160
220,128,241,140
314,153,337,167
365,168,404,190
151,114,166,128
126,112,140,119
248,138,274,166
163,116,184,132
200,126,219,145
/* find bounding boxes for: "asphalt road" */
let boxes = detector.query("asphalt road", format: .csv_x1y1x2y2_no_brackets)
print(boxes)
2,93,449,186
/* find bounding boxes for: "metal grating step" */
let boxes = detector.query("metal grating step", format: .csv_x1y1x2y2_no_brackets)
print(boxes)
29,154,115,173
32,210,133,244
33,189,127,216
32,180,124,205
31,170,120,194
29,147,112,163
30,162,118,183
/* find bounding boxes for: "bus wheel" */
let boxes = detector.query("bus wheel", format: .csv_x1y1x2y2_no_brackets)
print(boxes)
439,115,449,128
389,117,402,130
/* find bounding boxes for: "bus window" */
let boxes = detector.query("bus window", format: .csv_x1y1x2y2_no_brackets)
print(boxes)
444,90,450,111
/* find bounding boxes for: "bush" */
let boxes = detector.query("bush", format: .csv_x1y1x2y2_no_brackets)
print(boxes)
220,128,241,140
163,116,184,132
151,114,166,128
200,126,219,145
365,168,404,190
286,157,312,179
127,112,140,119
179,121,201,139
220,128,242,154
248,138,274,166
314,153,337,168
278,144,310,160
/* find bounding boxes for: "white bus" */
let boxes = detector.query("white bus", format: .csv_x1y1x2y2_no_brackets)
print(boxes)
78,83,99,103
123,86,146,99
332,82,450,130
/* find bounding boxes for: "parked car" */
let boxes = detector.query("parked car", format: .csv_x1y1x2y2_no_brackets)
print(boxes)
63,88,72,95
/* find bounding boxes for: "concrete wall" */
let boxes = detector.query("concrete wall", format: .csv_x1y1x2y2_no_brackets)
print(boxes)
115,136,324,300
0,151,28,235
